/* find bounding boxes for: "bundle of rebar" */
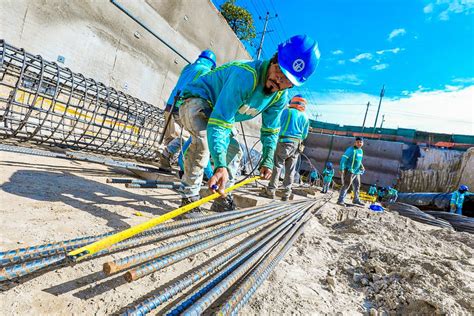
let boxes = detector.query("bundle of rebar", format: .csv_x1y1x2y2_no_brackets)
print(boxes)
0,198,320,315
424,211,474,233
386,202,453,229
0,40,165,160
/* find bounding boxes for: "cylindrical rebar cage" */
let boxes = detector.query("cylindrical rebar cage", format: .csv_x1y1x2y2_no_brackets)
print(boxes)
0,40,165,160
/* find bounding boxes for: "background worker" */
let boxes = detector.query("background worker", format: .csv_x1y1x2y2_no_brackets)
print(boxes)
159,50,217,170
261,95,310,201
337,136,365,206
179,35,320,213
385,186,398,203
321,162,334,193
309,169,318,186
368,183,377,196
450,185,469,215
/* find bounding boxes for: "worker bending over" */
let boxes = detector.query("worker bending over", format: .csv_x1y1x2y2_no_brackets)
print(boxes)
368,184,377,196
160,50,217,170
337,137,365,206
261,95,310,201
450,185,469,215
179,35,320,213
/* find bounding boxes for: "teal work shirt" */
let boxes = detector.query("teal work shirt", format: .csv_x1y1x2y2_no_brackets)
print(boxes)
450,190,466,210
368,186,377,195
166,58,214,109
340,146,364,174
322,168,334,183
387,188,398,199
182,60,288,170
278,107,309,143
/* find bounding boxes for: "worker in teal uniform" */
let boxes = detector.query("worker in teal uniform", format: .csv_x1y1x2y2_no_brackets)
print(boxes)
337,137,365,206
261,94,310,200
321,162,334,193
450,185,469,215
179,35,320,214
368,184,377,196
160,50,217,170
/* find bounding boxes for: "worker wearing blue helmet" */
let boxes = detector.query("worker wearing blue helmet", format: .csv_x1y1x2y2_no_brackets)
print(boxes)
178,35,320,214
160,50,217,170
450,184,469,215
322,162,335,193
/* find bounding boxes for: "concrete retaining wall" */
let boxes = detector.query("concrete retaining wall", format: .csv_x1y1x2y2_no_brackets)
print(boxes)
0,0,251,108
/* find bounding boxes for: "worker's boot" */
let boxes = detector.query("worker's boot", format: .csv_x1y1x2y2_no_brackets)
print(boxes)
159,152,172,171
282,194,294,202
178,195,203,219
210,195,236,213
353,200,365,206
259,189,275,199
337,200,346,207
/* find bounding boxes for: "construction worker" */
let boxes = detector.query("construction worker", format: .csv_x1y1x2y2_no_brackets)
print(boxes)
321,162,334,193
385,186,398,203
179,35,320,213
309,169,318,186
337,136,365,206
368,184,377,196
261,94,310,201
450,185,469,215
160,50,217,170
377,186,386,202
177,137,213,181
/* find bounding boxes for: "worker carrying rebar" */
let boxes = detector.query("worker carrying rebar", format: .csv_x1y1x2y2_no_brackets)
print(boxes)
160,50,217,170
368,184,377,196
178,35,320,213
321,162,334,193
450,185,469,215
337,136,365,206
260,94,310,201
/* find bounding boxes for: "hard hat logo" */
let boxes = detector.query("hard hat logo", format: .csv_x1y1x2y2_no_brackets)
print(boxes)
292,59,305,72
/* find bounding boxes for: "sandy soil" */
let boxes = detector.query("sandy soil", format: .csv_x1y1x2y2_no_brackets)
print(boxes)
1,148,473,315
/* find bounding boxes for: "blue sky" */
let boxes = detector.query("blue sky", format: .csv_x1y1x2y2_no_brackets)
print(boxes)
212,0,474,135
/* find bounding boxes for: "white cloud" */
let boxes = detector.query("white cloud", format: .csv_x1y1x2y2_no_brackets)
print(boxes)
376,48,403,55
337,60,346,65
424,3,434,13
452,77,474,84
306,86,474,135
332,50,344,55
327,74,363,86
388,28,406,40
349,53,373,63
372,63,389,71
444,85,461,91
424,0,474,21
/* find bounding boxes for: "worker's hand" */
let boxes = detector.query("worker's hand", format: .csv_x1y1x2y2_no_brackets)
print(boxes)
209,167,229,196
259,166,272,180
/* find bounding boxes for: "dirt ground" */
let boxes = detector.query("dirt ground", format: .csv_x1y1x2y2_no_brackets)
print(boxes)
1,148,473,315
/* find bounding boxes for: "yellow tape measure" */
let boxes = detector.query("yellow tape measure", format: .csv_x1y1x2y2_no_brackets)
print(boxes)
67,176,260,262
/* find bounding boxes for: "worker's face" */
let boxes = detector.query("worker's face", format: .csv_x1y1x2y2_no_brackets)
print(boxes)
355,140,364,148
264,63,294,95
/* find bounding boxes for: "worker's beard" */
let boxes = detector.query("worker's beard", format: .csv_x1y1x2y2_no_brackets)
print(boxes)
263,79,279,95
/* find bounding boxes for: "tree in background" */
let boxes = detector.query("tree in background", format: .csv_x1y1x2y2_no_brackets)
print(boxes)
219,0,256,42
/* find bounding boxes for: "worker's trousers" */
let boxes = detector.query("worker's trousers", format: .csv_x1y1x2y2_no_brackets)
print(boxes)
179,98,242,198
267,141,299,198
163,111,189,158
337,171,361,203
322,181,331,193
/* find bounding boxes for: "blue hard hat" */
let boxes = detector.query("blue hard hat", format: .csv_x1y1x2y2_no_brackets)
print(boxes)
198,50,216,69
459,185,469,191
387,186,392,190
277,35,320,86
326,162,333,168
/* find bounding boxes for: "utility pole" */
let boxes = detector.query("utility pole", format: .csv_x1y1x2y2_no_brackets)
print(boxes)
379,114,386,128
361,101,370,133
314,113,322,121
256,12,277,60
372,85,385,135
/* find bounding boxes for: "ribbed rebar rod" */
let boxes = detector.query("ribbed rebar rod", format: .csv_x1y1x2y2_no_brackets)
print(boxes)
165,209,308,316
218,210,311,315
0,254,66,281
180,207,312,315
1,201,289,267
120,208,305,316
125,183,185,189
107,203,300,276
0,40,165,160
123,205,306,282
